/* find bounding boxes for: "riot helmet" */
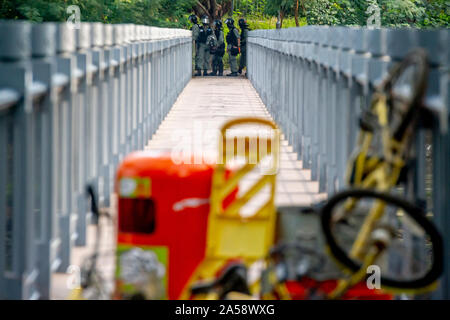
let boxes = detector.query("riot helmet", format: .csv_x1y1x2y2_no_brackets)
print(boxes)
238,18,249,29
225,18,235,29
201,15,210,25
188,14,198,24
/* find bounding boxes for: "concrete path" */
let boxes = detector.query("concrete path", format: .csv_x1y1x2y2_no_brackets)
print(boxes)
51,77,326,299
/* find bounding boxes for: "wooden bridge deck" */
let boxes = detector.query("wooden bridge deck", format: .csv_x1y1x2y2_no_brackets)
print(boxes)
51,77,326,299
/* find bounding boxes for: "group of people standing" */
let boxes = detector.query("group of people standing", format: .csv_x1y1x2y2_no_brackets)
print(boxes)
189,14,249,77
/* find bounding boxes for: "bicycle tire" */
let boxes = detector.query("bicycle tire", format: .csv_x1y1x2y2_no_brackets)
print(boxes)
378,48,429,141
320,188,443,290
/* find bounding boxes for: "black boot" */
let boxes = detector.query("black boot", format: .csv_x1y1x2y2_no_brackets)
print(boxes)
218,64,223,76
203,70,209,76
238,68,242,74
194,70,201,76
209,71,217,76
226,72,238,77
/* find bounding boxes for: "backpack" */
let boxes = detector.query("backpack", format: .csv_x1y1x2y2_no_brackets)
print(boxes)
226,28,238,47
207,34,217,54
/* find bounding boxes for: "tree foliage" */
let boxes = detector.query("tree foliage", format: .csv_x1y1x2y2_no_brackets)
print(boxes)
0,0,196,27
0,0,448,28
265,0,449,27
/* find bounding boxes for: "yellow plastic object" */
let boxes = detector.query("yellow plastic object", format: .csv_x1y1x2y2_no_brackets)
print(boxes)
180,117,280,299
329,93,439,297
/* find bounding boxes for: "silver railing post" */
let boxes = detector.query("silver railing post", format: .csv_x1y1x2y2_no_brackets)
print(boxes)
74,22,92,247
0,20,36,299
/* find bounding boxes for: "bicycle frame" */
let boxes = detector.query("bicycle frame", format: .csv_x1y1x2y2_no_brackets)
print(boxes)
327,85,436,297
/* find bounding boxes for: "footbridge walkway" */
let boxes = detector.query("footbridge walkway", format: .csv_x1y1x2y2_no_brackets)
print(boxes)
0,21,448,299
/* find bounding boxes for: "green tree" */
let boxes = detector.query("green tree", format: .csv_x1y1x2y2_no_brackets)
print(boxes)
264,0,295,27
419,0,449,27
0,0,448,28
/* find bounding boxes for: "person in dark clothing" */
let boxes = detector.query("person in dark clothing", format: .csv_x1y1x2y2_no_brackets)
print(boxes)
209,19,225,76
197,15,211,76
204,23,214,75
225,18,240,77
189,14,202,76
238,18,250,76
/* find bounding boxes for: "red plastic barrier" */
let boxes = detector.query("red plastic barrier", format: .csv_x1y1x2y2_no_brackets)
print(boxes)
114,151,235,300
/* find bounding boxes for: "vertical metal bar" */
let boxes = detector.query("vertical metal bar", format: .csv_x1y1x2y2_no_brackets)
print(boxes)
32,22,66,298
74,22,92,246
0,20,33,299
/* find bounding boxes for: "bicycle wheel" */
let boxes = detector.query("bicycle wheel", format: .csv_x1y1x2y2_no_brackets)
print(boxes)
321,189,443,291
378,48,429,141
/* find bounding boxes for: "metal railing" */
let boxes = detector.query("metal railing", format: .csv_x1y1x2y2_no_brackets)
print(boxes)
0,21,192,299
248,26,449,299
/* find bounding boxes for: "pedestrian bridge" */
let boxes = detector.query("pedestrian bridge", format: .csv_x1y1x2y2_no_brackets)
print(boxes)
0,21,448,300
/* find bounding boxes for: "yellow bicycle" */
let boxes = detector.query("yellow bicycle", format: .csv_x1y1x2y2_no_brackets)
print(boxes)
321,48,443,298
